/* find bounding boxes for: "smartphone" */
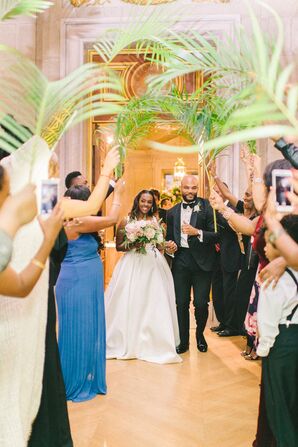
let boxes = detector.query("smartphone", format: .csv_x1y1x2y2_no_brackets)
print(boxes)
39,179,59,217
272,169,293,212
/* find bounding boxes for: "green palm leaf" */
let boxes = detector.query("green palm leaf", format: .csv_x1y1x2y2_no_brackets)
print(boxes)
0,0,52,20
0,45,124,153
147,1,298,148
94,3,181,64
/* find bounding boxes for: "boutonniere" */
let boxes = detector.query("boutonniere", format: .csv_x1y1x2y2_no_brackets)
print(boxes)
193,203,201,213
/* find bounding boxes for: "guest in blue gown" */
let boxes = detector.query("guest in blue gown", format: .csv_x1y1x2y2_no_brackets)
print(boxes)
55,181,124,402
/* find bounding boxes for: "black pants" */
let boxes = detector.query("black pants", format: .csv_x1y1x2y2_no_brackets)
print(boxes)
262,325,298,447
172,249,212,347
222,269,239,330
212,268,239,330
231,267,257,332
211,268,224,325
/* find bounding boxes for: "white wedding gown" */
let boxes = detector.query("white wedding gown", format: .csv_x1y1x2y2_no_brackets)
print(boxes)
105,242,182,364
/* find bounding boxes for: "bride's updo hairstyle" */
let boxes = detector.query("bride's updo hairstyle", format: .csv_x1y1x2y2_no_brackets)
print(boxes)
130,189,157,219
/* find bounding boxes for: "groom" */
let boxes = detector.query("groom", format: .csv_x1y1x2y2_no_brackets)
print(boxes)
166,175,218,354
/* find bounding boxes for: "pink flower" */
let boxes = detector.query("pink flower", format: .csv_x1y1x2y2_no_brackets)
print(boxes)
125,222,138,234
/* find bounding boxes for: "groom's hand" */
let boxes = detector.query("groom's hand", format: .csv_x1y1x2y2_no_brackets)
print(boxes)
165,240,177,254
182,223,200,236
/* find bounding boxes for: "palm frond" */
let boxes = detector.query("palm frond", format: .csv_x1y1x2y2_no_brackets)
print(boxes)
0,45,124,153
0,0,52,21
147,0,298,147
94,3,181,64
114,85,227,168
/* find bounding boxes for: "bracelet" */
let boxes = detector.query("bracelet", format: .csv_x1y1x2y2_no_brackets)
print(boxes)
112,202,121,207
31,258,46,270
222,207,234,220
253,177,263,184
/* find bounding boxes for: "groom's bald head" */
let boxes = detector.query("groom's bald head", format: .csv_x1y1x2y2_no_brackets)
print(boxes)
181,175,198,202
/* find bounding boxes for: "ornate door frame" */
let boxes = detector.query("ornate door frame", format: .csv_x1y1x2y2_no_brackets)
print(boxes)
59,11,241,195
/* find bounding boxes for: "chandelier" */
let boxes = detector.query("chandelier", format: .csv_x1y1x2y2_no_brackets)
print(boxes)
173,158,186,183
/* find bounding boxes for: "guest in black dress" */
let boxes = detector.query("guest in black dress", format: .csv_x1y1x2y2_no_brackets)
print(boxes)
28,230,73,447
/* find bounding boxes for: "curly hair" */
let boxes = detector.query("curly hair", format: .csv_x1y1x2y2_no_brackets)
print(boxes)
129,190,157,219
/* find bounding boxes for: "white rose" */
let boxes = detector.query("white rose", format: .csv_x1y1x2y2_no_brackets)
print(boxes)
157,232,164,244
144,227,156,240
127,232,137,242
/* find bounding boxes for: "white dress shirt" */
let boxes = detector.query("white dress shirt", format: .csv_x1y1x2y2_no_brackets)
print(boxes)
257,268,298,357
180,204,193,248
180,202,203,248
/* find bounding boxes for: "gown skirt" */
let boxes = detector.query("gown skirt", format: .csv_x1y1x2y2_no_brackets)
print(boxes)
105,246,181,364
56,234,106,402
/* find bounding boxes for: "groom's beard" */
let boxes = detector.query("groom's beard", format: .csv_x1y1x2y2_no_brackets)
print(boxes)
182,193,197,203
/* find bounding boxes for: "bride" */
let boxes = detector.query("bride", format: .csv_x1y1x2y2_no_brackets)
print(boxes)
105,189,181,364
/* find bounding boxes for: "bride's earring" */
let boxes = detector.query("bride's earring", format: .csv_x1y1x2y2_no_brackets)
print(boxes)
151,207,154,212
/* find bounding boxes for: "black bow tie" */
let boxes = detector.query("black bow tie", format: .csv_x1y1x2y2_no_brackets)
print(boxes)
182,202,196,209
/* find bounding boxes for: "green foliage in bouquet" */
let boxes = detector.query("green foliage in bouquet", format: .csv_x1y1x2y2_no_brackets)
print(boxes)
0,0,52,21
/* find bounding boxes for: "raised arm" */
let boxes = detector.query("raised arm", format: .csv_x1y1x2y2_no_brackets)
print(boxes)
0,205,63,297
263,189,298,270
66,180,125,234
209,160,238,207
213,177,238,208
60,146,120,219
210,189,258,236
251,154,267,213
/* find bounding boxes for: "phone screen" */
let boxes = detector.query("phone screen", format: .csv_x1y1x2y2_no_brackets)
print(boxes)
40,180,59,216
275,175,292,207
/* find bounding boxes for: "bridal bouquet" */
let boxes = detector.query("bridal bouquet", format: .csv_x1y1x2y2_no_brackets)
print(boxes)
123,219,164,254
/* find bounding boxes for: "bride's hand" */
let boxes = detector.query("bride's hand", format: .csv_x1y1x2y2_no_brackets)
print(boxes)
165,240,177,254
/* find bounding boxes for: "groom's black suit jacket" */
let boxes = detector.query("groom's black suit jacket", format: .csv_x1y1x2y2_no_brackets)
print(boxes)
166,197,219,272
